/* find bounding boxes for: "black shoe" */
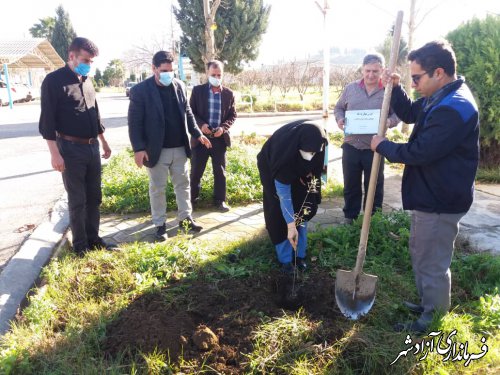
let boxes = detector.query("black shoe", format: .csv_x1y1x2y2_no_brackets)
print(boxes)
394,320,428,334
281,262,295,275
403,301,424,314
214,201,230,212
179,217,202,232
155,224,167,241
295,257,307,272
89,238,118,251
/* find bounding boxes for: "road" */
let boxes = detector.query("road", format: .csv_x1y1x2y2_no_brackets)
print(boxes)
0,93,338,270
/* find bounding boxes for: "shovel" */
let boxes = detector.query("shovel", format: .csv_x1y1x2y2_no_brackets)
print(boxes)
335,11,404,320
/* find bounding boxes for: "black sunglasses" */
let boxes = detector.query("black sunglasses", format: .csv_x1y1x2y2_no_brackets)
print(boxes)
411,71,429,84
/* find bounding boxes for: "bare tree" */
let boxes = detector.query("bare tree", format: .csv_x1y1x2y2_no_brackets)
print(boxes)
293,60,322,100
122,34,174,70
330,65,360,97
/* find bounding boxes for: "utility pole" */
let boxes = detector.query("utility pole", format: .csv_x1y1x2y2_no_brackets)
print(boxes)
315,0,330,120
402,0,416,134
315,0,330,183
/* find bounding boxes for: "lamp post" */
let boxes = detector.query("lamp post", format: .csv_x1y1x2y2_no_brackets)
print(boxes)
315,0,330,183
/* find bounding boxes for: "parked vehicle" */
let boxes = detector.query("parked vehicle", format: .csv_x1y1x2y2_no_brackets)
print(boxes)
125,82,137,97
0,80,39,105
0,80,21,105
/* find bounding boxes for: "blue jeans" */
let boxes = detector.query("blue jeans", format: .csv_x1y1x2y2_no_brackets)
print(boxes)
275,222,308,264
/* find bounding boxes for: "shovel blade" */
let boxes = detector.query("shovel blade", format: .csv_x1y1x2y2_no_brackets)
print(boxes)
335,269,378,320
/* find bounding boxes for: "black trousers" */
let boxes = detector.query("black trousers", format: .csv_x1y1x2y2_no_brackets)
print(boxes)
341,143,384,219
57,138,102,252
190,137,227,203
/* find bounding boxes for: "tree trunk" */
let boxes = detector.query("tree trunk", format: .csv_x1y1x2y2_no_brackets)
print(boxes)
203,0,221,67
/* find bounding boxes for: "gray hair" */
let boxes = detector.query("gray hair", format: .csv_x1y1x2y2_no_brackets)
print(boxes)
362,53,385,66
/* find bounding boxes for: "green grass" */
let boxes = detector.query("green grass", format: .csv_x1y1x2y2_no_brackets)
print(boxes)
101,141,264,213
0,211,498,374
102,140,344,213
476,166,500,183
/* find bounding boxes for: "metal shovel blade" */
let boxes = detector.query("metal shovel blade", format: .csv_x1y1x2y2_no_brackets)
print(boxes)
335,269,378,320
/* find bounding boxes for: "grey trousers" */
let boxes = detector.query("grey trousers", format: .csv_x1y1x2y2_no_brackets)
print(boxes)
147,147,192,226
409,210,465,324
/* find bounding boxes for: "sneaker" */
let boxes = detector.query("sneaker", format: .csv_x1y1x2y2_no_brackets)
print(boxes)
281,262,295,275
403,301,424,314
214,201,230,213
295,257,307,272
155,223,167,241
179,217,202,232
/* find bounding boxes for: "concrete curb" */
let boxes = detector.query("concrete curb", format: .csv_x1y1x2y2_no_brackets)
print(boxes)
0,195,69,335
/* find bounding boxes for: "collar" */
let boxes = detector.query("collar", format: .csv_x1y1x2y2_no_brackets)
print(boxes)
209,83,222,94
64,64,88,82
423,77,463,112
358,78,383,90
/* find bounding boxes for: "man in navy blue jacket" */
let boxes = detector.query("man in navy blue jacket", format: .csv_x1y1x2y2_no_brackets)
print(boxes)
371,41,479,334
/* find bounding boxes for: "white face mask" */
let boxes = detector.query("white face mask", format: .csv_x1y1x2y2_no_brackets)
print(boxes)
299,150,316,161
208,76,222,87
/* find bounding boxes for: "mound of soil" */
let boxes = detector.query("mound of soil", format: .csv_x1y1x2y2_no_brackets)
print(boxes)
103,269,345,373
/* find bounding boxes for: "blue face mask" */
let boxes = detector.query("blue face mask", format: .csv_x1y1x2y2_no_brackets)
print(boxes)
74,62,91,77
208,76,222,87
159,71,175,86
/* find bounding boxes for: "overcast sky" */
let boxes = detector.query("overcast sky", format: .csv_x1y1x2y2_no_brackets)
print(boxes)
2,0,498,70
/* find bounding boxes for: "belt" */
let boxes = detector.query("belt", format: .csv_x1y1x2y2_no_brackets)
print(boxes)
58,133,97,144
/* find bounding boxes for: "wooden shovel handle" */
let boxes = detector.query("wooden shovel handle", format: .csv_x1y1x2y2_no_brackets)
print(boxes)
353,11,404,277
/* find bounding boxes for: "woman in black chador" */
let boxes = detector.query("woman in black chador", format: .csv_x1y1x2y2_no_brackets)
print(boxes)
257,120,328,274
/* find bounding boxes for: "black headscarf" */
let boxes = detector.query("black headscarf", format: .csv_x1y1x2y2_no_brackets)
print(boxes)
259,119,327,185
257,120,328,244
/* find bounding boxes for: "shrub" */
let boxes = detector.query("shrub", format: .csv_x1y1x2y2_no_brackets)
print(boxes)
101,142,264,213
447,15,500,167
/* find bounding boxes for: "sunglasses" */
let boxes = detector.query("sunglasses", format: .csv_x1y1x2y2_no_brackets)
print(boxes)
411,71,429,85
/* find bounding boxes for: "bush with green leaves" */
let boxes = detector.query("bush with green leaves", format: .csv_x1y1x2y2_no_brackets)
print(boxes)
447,15,500,167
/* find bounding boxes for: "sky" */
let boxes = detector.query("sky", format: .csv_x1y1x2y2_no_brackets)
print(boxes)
1,0,498,71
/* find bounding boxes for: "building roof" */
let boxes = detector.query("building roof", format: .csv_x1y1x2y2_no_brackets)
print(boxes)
0,39,65,70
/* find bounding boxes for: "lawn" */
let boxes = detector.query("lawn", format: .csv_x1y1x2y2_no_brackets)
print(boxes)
0,211,498,374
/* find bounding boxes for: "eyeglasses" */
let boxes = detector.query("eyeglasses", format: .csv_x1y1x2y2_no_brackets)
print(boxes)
411,71,428,85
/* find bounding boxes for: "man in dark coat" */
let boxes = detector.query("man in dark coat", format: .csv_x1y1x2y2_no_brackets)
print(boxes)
128,51,211,241
257,120,327,274
189,60,237,212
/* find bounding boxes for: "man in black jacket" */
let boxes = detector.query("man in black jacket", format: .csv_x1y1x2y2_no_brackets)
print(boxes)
128,51,211,240
189,60,237,212
371,41,479,333
39,37,114,255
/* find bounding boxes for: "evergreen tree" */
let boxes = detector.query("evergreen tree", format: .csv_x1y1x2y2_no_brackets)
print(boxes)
103,59,125,87
94,68,103,82
175,0,270,74
51,5,77,61
447,15,500,166
29,17,56,40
